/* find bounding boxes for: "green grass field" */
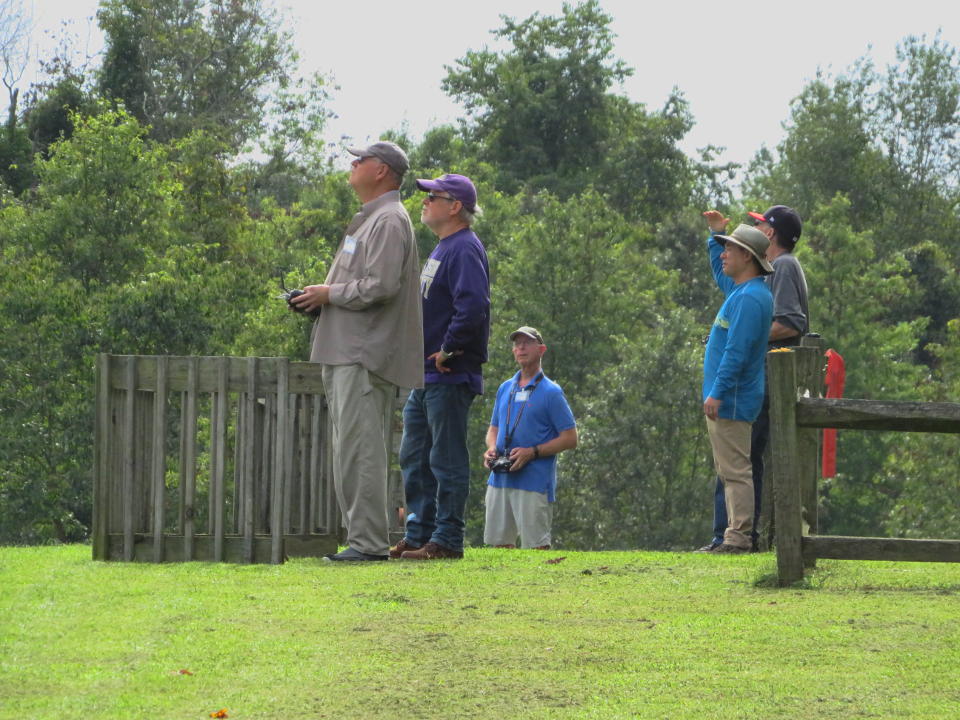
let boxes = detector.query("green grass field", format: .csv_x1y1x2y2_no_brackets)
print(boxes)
2,545,959,719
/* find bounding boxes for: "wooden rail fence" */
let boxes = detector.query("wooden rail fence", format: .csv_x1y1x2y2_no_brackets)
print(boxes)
768,348,960,585
92,354,347,563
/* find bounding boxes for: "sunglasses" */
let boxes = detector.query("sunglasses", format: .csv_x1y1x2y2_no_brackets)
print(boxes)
426,193,457,203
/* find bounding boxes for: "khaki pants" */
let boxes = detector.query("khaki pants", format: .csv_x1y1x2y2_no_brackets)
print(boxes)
706,417,754,549
322,364,396,556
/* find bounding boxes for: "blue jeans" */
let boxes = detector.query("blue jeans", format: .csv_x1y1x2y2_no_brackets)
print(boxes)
399,383,475,552
712,398,769,546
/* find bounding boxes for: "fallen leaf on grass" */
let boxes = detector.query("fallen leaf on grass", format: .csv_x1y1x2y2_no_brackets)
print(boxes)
210,709,229,718
177,669,193,675
545,556,566,564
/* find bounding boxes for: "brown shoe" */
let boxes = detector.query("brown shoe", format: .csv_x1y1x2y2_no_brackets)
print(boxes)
389,538,422,559
712,543,749,554
400,541,463,560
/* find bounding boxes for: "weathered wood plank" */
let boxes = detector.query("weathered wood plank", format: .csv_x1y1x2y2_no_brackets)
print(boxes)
282,394,295,535
104,533,336,563
803,535,960,563
181,358,198,560
257,395,273,534
796,398,960,432
122,358,136,561
309,395,322,534
242,357,257,563
212,357,228,562
298,394,310,534
106,355,325,394
151,357,168,563
795,345,823,569
769,350,804,585
272,360,288,564
92,354,110,560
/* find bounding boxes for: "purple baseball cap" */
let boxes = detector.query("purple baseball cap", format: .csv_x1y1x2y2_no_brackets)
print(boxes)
415,173,478,212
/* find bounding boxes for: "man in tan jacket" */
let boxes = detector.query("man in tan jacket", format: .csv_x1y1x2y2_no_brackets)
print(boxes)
293,141,423,561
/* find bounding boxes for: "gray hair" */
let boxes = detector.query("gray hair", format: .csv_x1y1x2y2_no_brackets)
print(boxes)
458,203,483,227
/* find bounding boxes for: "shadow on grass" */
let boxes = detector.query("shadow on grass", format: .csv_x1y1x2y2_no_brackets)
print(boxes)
752,561,960,594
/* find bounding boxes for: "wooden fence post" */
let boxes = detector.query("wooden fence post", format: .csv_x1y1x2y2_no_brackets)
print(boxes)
122,357,136,561
151,356,168,562
180,357,198,561
769,350,804,585
796,341,824,568
92,354,110,560
272,358,289,564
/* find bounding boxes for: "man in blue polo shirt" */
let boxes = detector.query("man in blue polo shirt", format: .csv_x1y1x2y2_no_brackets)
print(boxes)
699,211,774,554
394,174,490,560
483,327,578,550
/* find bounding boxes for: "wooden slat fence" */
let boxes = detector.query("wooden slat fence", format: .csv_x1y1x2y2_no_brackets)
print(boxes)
92,354,347,563
768,348,960,585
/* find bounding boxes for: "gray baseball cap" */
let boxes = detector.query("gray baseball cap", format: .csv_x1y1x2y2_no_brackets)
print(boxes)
510,326,544,344
347,141,409,176
714,224,774,274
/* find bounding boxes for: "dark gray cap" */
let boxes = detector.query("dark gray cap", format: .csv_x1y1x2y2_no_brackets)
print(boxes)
347,141,409,176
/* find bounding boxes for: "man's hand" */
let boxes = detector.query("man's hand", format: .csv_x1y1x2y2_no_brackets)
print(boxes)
483,446,499,469
507,446,537,472
427,349,462,373
292,284,330,313
703,396,722,421
702,210,731,233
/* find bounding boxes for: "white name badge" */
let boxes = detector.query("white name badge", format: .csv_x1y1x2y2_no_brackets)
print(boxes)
514,391,529,402
342,235,357,254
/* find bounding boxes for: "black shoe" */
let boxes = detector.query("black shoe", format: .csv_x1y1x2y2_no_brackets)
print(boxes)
694,541,722,553
323,547,389,562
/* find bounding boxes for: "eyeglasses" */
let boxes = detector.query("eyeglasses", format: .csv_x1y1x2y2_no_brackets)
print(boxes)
426,193,457,203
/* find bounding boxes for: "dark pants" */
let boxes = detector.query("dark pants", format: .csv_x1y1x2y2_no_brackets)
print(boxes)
399,384,475,552
712,394,770,547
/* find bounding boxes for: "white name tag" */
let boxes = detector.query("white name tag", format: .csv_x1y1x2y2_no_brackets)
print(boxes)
421,258,441,299
342,235,357,254
515,391,529,402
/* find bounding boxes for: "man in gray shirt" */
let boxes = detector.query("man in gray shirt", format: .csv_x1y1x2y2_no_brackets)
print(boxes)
698,205,808,552
294,141,424,561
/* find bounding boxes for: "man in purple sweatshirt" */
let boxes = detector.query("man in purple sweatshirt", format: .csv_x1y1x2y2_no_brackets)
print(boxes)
393,174,490,560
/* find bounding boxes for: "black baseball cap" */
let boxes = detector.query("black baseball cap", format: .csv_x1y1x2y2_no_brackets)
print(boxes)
748,205,802,245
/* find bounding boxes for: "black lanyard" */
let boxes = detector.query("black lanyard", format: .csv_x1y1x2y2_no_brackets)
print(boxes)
503,372,543,449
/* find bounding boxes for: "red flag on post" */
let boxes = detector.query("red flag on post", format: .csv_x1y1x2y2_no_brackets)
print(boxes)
822,349,845,478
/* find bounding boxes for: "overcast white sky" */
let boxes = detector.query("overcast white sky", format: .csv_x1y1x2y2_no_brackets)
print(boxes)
14,0,960,170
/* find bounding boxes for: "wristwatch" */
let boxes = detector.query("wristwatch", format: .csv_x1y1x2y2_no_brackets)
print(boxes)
439,345,454,360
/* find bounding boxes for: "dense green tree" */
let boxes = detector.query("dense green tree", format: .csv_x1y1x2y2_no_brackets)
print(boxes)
877,33,960,242
29,105,178,289
97,0,296,148
443,1,630,193
878,319,960,539
745,62,887,230
442,0,698,221
555,312,709,550
799,196,926,536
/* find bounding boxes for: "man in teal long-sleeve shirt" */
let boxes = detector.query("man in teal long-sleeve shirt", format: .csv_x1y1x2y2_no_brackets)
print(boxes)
700,211,773,553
